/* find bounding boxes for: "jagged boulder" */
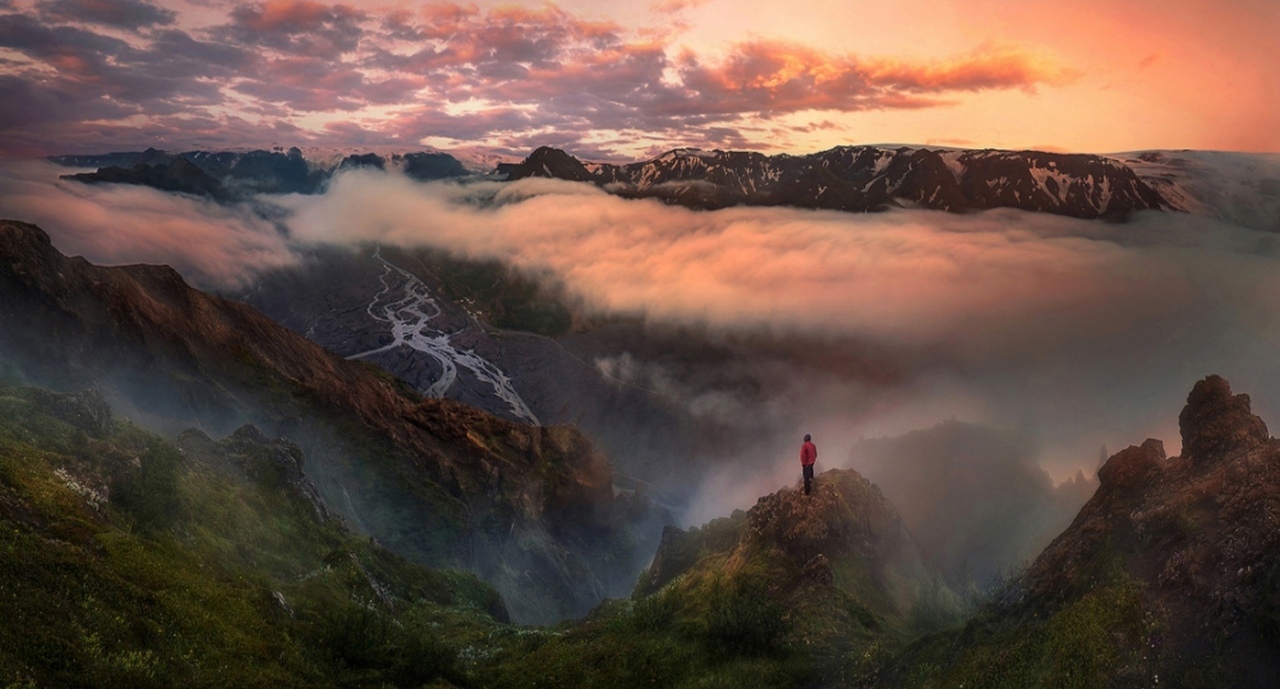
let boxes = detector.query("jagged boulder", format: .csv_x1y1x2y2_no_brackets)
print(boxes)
1179,374,1270,461
1097,438,1166,491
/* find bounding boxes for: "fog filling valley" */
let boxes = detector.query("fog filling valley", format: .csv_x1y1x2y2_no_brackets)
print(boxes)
5,159,1280,580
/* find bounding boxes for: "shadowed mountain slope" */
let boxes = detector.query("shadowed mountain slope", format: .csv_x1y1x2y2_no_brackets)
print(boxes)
886,375,1280,688
0,218,658,623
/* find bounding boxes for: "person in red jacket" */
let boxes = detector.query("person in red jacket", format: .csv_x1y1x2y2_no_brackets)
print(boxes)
800,434,818,495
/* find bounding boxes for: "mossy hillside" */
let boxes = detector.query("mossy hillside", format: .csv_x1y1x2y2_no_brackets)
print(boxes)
558,469,934,688
0,384,504,688
0,381,849,688
887,566,1158,689
469,585,812,689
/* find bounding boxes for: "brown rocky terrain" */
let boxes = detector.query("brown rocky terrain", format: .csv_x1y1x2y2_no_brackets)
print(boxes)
1023,375,1280,684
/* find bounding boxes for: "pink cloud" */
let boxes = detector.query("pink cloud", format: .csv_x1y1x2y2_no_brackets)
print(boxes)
235,0,360,32
0,1,1084,157
865,43,1080,92
651,0,711,13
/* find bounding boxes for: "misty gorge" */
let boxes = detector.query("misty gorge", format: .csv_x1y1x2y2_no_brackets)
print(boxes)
2,1,1280,687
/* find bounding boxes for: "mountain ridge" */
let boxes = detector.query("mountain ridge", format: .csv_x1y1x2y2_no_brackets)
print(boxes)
508,144,1178,219
0,218,659,623
48,144,1280,227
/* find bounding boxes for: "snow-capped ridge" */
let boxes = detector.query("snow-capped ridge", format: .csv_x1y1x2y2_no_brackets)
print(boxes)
509,144,1178,219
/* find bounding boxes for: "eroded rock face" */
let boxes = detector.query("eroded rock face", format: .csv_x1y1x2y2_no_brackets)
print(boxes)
1179,375,1270,462
1097,438,1166,492
745,470,905,565
997,376,1280,683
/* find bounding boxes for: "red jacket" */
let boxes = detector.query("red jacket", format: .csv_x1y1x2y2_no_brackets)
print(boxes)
800,440,817,466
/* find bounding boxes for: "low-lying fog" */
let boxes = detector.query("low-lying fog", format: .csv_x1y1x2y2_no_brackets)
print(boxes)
5,159,1280,572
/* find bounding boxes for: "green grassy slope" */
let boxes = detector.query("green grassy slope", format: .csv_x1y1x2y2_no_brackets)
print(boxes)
0,383,503,688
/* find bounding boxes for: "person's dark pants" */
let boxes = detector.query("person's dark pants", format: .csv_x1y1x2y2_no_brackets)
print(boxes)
803,464,814,495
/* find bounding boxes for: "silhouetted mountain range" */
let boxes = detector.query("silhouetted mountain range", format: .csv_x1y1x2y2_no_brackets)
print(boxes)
52,148,469,198
50,144,1280,228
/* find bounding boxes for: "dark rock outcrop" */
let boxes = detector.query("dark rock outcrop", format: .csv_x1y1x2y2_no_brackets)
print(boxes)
895,376,1280,687
401,152,468,181
1179,374,1270,462
1096,438,1166,491
639,469,923,615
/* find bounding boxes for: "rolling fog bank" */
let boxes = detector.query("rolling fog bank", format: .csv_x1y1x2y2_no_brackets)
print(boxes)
4,160,1280,583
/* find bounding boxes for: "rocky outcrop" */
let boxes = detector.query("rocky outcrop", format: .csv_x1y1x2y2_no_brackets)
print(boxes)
179,424,335,524
638,469,922,617
26,388,115,438
1179,374,1270,462
1096,438,1166,492
897,376,1280,687
743,469,908,566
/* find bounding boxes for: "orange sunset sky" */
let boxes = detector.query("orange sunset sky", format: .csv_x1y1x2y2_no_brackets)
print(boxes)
0,0,1277,159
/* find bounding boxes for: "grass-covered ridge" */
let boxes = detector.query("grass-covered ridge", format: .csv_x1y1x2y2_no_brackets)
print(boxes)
2,383,895,688
0,383,947,688
0,383,504,687
8,374,1276,687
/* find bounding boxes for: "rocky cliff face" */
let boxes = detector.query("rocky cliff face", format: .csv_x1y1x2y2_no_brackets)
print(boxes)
508,145,1177,219
0,219,656,623
889,376,1280,688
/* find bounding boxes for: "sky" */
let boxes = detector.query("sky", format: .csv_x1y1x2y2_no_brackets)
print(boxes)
1,0,1277,159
